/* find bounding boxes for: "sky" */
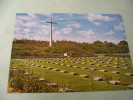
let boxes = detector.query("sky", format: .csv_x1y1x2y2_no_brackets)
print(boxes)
14,13,127,44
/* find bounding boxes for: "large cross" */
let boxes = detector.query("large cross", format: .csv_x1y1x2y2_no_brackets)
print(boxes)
46,18,57,47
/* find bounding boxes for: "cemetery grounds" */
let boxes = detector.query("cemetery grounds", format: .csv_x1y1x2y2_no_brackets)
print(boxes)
8,54,133,93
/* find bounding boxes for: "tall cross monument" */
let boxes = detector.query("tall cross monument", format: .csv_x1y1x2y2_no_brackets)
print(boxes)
46,18,57,47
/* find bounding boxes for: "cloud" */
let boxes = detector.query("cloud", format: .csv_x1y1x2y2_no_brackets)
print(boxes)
80,29,95,36
16,19,25,27
33,35,49,41
15,18,51,38
92,22,101,26
16,19,38,28
87,14,114,21
17,15,32,21
69,23,81,28
37,29,49,35
24,22,37,27
40,25,50,29
24,28,30,33
54,31,60,35
62,28,72,34
79,29,96,39
105,31,115,35
27,14,36,19
114,23,124,31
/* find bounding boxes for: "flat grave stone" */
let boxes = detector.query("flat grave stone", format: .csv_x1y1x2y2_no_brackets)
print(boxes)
93,77,103,81
32,64,36,66
55,63,60,65
76,62,79,63
128,84,133,89
70,72,78,75
61,64,66,66
74,66,80,68
47,62,51,63
114,63,119,65
90,63,94,65
104,65,110,67
46,67,53,70
60,70,68,73
36,65,41,67
107,62,111,64
82,63,86,64
100,70,108,72
82,67,88,69
123,67,130,69
125,73,133,76
113,66,119,68
109,81,119,85
80,75,89,78
41,66,46,68
90,68,97,70
122,64,127,65
53,69,60,71
111,71,120,74
96,65,101,66
67,65,72,67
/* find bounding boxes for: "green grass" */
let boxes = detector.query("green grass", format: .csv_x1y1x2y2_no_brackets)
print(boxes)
9,56,133,92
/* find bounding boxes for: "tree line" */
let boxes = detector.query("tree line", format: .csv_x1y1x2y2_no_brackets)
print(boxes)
11,39,129,58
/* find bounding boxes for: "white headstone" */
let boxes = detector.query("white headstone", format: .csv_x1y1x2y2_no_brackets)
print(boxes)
70,72,78,75
100,70,107,72
112,71,120,74
64,53,68,57
60,70,68,73
125,73,133,76
93,77,103,81
80,75,89,78
109,81,119,85
128,84,133,89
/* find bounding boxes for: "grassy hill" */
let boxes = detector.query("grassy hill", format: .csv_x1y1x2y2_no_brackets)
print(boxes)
11,39,129,58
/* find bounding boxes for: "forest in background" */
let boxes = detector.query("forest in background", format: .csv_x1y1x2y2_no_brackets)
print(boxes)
11,39,129,58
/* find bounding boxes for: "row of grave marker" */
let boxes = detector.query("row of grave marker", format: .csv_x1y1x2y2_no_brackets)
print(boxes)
30,59,131,71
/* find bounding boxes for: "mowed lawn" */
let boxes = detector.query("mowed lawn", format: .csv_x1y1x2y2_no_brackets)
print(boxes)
10,56,133,92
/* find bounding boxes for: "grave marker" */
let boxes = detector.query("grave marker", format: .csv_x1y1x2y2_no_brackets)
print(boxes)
80,75,89,78
93,77,103,81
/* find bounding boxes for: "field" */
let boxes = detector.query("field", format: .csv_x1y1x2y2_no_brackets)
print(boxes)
8,54,133,93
